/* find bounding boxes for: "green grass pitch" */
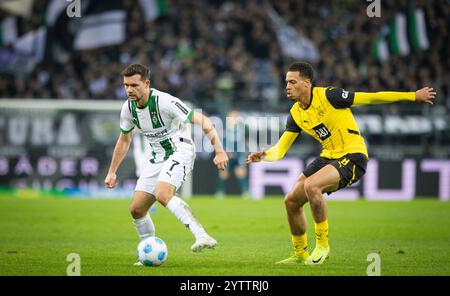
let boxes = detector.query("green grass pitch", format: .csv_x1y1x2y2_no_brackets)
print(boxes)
0,196,449,276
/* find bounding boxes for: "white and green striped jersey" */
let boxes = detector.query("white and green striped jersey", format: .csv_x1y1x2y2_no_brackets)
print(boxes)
120,88,194,163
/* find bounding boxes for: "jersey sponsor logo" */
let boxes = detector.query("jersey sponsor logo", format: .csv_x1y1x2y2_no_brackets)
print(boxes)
143,129,169,138
312,123,331,141
173,101,189,115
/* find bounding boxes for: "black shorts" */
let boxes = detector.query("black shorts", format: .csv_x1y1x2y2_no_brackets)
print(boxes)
303,153,368,192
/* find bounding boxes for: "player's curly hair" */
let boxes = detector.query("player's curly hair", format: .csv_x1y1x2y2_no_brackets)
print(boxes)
121,64,150,81
288,62,314,82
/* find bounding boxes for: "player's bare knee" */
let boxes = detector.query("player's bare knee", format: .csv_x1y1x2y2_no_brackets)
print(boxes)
235,167,247,178
129,204,145,219
219,170,229,179
304,179,322,201
154,191,172,205
284,192,303,209
283,192,296,209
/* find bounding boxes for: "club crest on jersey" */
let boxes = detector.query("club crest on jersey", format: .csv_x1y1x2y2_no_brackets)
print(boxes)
151,112,158,125
316,106,324,117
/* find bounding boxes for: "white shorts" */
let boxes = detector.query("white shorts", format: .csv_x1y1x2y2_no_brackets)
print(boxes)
135,144,195,195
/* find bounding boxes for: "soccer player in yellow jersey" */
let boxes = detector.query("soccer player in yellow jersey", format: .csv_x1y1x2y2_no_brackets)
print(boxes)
246,62,436,265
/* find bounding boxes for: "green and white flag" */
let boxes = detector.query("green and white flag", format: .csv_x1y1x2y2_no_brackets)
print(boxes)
408,8,429,51
390,12,410,56
373,8,430,62
139,0,169,22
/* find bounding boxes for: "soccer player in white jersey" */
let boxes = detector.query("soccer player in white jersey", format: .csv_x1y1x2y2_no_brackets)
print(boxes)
104,64,229,262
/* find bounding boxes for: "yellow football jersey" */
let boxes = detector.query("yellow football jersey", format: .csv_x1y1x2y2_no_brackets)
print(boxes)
287,86,368,159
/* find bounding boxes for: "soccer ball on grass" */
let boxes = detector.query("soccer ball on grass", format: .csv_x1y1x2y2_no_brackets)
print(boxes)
137,236,168,266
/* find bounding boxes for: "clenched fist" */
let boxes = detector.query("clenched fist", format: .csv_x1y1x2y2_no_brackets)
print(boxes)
104,172,117,189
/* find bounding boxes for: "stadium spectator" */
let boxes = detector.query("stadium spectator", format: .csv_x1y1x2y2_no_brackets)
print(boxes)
0,0,448,148
215,109,249,199
0,1,447,108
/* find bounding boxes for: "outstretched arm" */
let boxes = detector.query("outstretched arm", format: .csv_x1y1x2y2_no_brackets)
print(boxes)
352,87,436,106
190,111,229,170
246,131,299,163
325,87,437,108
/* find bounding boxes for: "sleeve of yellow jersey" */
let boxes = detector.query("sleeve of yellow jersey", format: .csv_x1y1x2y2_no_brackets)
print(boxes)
263,131,299,162
352,91,416,106
325,87,417,108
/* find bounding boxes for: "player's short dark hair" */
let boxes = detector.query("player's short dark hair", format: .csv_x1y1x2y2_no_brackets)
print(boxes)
288,62,314,82
121,64,150,81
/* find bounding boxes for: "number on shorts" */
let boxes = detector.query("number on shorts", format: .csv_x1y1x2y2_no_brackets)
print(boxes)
338,158,350,168
169,160,180,171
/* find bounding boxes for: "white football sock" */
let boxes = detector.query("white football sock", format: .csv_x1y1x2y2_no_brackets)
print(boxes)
166,196,207,239
133,212,155,240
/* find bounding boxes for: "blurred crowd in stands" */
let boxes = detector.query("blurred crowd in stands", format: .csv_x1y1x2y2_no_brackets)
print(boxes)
0,0,449,117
